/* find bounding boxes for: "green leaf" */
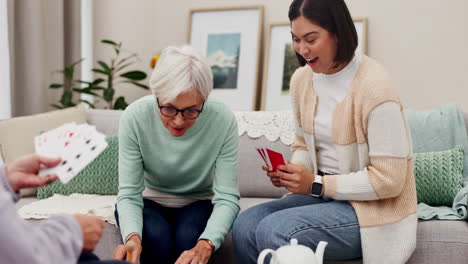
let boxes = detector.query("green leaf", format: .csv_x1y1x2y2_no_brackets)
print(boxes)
98,61,111,72
70,58,84,67
125,81,149,90
113,96,128,110
80,99,96,109
76,80,92,85
103,88,115,102
63,59,84,81
72,88,99,96
88,86,105,91
92,68,110,75
60,91,73,106
101,39,118,46
92,78,105,85
115,54,137,67
115,61,134,73
120,71,147,81
64,67,74,81
49,83,63,89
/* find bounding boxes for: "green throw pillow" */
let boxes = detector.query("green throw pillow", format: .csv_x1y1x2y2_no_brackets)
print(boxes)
37,135,119,199
414,146,464,206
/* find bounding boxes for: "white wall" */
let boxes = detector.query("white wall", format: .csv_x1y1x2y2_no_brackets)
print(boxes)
92,0,468,111
0,0,11,119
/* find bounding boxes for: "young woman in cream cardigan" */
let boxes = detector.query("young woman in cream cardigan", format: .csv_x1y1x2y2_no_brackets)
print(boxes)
232,0,416,263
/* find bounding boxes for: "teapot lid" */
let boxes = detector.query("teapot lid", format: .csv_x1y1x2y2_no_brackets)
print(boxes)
275,239,317,263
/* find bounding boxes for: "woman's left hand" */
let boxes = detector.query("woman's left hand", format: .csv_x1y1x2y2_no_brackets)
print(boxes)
175,240,213,264
277,163,315,194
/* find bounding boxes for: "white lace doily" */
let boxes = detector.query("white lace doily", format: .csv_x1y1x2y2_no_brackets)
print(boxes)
18,194,117,225
234,111,295,145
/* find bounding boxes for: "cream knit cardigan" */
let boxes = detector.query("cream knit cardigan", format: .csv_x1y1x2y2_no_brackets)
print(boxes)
290,55,417,264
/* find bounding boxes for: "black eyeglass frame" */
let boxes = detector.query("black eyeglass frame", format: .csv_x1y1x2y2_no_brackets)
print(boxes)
156,98,205,119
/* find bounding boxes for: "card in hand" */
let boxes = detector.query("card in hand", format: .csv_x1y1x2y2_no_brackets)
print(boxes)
256,148,286,171
34,123,108,184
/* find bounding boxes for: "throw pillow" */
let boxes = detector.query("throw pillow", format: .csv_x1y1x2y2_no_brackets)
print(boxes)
37,135,119,199
0,104,87,196
414,146,464,206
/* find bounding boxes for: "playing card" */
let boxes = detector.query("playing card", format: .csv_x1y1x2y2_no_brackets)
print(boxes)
256,148,268,164
256,148,286,171
266,149,286,171
35,123,78,157
35,123,108,184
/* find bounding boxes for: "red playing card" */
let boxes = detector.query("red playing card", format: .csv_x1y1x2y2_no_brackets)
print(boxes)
256,148,268,164
266,149,286,171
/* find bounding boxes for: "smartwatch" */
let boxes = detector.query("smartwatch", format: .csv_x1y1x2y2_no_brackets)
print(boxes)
310,175,323,197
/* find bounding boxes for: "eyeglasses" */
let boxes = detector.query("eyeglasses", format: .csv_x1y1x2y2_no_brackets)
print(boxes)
156,98,204,119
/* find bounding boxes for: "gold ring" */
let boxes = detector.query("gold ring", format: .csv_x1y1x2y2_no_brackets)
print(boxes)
192,258,199,263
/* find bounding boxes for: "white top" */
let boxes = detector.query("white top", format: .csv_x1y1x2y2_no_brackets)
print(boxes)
143,187,213,208
313,53,362,174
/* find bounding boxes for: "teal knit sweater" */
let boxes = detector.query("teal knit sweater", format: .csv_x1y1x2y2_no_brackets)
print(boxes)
116,95,240,249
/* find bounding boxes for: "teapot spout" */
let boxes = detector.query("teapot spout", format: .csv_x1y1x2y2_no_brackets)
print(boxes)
315,241,328,264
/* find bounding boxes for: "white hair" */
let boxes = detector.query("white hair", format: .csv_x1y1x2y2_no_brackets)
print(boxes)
149,45,213,104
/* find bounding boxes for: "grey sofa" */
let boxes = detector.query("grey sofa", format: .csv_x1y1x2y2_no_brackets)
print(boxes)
17,108,468,264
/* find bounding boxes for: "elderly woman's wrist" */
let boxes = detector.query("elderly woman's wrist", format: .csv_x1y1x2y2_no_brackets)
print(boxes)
125,232,142,244
198,238,215,253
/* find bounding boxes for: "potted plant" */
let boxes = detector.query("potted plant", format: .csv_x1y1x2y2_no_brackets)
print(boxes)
49,39,149,110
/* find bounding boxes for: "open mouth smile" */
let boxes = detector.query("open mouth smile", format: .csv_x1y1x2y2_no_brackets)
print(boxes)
305,57,319,65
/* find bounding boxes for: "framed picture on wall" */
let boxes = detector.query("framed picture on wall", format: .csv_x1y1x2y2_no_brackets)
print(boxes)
260,18,368,110
188,6,264,111
260,22,297,111
353,17,368,54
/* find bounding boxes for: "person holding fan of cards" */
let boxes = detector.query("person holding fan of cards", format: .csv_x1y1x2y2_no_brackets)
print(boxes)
233,0,417,263
113,46,240,264
0,154,129,264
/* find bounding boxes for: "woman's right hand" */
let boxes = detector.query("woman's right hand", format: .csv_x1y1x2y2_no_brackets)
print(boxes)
262,165,282,187
113,235,142,264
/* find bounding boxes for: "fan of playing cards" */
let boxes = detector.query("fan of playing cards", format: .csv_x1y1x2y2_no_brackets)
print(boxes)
35,122,108,184
256,148,287,171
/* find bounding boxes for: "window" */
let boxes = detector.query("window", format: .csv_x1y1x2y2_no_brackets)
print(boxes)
0,0,11,119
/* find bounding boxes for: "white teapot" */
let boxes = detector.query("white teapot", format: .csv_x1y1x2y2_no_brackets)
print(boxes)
257,239,328,264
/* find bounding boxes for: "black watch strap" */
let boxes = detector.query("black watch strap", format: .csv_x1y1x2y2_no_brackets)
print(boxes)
310,175,323,197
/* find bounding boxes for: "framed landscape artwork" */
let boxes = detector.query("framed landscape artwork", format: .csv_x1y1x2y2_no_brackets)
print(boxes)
260,18,368,110
188,6,264,110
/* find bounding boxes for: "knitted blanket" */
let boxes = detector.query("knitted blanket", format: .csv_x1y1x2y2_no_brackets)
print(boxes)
406,104,468,220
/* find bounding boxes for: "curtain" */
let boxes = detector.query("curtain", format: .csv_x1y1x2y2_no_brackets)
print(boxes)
0,0,11,119
8,0,81,117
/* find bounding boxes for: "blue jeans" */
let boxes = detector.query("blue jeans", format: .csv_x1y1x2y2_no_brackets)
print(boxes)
232,194,362,264
115,199,213,264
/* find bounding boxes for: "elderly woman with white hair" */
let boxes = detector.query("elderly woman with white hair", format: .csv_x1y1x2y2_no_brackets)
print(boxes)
112,46,240,264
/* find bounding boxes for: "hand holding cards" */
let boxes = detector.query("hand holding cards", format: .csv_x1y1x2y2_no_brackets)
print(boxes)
256,148,287,171
34,122,108,184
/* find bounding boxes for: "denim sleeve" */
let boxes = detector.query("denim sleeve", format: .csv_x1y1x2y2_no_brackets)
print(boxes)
0,165,83,264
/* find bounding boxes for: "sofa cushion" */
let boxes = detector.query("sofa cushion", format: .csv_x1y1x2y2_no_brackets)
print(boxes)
238,135,290,198
37,135,119,198
0,104,87,196
86,109,123,135
414,146,465,206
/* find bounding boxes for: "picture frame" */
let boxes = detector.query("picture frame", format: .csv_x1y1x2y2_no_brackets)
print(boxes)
188,6,264,111
353,17,368,54
260,18,368,110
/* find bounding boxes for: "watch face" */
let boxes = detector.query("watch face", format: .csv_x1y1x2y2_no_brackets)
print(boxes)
311,183,322,195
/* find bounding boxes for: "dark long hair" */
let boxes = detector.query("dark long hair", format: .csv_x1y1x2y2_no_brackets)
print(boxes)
289,0,358,67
